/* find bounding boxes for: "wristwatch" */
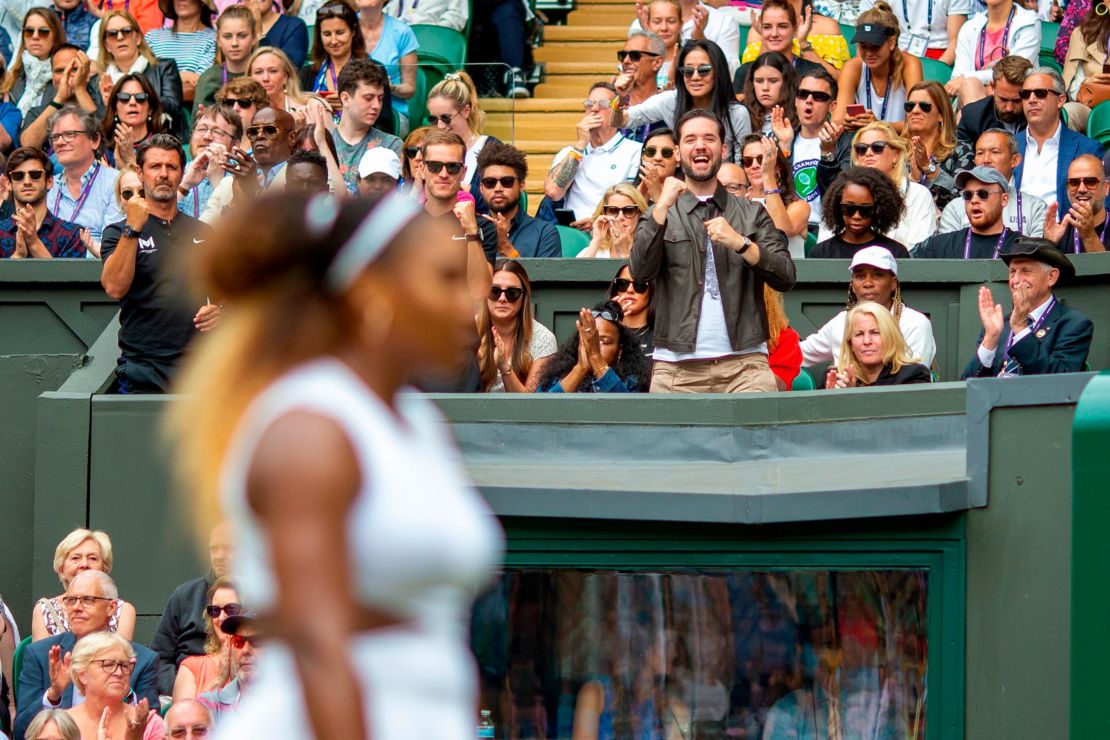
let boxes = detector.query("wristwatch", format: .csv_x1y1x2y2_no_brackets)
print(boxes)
925,159,938,175
821,150,836,163
121,224,141,239
737,236,753,254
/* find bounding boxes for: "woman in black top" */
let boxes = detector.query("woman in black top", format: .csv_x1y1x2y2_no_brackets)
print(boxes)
824,301,931,388
608,263,653,355
810,166,909,259
536,302,649,393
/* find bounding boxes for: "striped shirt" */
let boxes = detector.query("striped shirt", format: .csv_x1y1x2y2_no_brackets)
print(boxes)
145,28,217,74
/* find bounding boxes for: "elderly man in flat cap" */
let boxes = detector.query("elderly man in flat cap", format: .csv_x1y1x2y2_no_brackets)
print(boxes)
963,237,1093,378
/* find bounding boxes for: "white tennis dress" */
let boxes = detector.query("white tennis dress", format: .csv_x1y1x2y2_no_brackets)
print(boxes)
216,358,504,739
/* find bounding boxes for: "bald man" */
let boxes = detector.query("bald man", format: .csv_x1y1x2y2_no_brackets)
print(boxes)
1043,154,1110,253
717,163,749,199
165,699,213,739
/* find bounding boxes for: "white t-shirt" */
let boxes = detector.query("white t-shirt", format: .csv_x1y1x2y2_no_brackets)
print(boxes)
488,320,558,392
630,2,740,76
792,135,823,226
801,304,936,369
464,135,489,184
624,90,753,163
855,69,906,124
550,132,642,221
861,0,972,52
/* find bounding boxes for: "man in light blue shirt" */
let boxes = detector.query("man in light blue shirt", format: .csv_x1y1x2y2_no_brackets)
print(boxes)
178,103,242,219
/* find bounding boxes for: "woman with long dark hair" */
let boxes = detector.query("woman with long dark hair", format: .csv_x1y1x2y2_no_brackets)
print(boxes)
615,39,752,162
741,51,798,134
537,301,649,393
476,259,557,392
300,0,367,114
101,73,167,168
1,8,64,120
608,263,654,355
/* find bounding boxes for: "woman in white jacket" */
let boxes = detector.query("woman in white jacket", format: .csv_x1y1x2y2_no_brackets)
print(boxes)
946,0,1040,107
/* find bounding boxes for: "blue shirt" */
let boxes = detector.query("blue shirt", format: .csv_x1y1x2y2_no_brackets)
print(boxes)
0,101,21,147
540,368,640,393
260,15,309,68
177,175,219,220
53,4,96,50
508,207,560,258
369,15,420,117
49,162,124,252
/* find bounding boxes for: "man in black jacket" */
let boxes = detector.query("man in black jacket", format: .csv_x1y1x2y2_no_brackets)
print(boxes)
956,55,1031,150
631,110,795,393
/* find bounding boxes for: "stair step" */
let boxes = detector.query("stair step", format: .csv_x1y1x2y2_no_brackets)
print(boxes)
543,60,621,74
536,41,631,63
484,97,595,112
535,78,608,96
543,24,630,42
566,9,636,24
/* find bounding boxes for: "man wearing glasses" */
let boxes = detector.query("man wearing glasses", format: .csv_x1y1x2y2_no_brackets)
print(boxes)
912,166,1020,257
200,107,295,221
197,613,264,722
21,44,102,151
14,571,159,740
780,69,838,237
0,147,85,258
544,81,643,229
1043,155,1110,253
164,699,213,739
612,31,664,141
178,104,242,219
1014,67,1102,212
477,140,559,257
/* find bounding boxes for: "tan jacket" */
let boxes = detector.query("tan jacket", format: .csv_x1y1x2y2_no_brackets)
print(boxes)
1062,27,1108,94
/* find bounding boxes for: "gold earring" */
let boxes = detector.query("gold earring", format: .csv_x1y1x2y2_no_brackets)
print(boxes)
1097,3,1108,15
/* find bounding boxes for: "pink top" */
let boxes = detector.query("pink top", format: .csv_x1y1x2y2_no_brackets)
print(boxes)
143,714,166,739
978,26,1007,70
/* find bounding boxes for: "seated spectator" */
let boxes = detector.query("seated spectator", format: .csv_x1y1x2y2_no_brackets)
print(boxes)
101,73,169,170
608,262,654,354
643,0,681,89
537,303,649,393
24,709,80,740
201,106,296,221
53,0,97,51
834,5,923,131
740,133,810,258
578,183,648,259
630,0,740,78
940,128,1046,236
401,124,429,196
635,126,678,204
360,0,421,125
1061,6,1110,135
197,611,263,721
614,31,665,140
426,71,498,209
357,146,401,197
1053,0,1086,66
955,55,1031,149
97,11,184,139
903,81,961,210
546,82,643,226
477,259,557,392
862,0,967,65
193,6,257,117
476,140,559,258
151,522,233,696
247,47,329,126
385,0,467,33
716,160,749,197
743,0,850,72
1016,66,1104,211
172,577,239,703
215,76,268,151
0,147,84,258
284,148,330,193
801,246,936,368
811,166,909,258
250,0,309,68
95,0,164,34
765,285,802,390
146,0,217,105
65,632,164,739
163,699,212,740
102,135,218,393
964,238,1092,377
913,166,1021,257
614,40,749,165
332,58,402,194
732,0,830,93
948,0,1040,107
46,105,124,250
741,51,799,134
179,103,242,219
780,68,839,235
3,9,63,127
419,129,497,264
825,301,932,387
31,529,136,641
1043,154,1110,253
468,0,529,98
14,571,159,740
20,44,99,152
301,1,365,114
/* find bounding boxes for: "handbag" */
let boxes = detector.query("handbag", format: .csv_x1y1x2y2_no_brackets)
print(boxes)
1078,77,1110,108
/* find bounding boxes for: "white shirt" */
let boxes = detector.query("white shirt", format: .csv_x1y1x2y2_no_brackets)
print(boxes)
976,293,1053,370
550,131,642,221
801,304,936,368
952,5,1041,84
1019,122,1062,206
384,0,468,32
938,178,1046,236
463,135,489,184
855,68,907,124
861,0,971,51
791,135,823,226
815,180,937,246
630,2,741,76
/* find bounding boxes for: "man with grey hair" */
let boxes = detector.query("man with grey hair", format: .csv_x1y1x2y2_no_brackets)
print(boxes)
614,30,665,111
1014,66,1103,213
165,698,213,738
14,571,159,740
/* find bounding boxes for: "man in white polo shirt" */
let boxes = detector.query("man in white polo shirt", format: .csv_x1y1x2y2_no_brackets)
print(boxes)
543,82,642,229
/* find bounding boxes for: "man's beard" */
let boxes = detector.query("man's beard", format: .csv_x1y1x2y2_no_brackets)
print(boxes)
148,182,176,203
682,154,722,183
996,106,1025,124
489,195,520,215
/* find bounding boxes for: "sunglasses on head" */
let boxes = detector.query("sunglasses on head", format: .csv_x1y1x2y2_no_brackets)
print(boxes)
741,154,763,168
427,112,456,126
610,277,650,295
1067,176,1105,188
404,145,420,159
9,169,45,181
207,603,242,618
679,64,713,79
23,26,50,38
796,88,832,103
424,160,463,175
961,188,1002,201
904,100,934,113
842,203,874,217
316,4,354,18
591,309,620,322
219,97,256,108
1019,88,1058,100
853,141,890,156
120,188,143,200
489,285,524,302
617,49,661,63
228,634,263,649
643,145,674,158
481,175,517,189
117,91,149,104
105,26,136,40
603,205,640,217
246,124,282,139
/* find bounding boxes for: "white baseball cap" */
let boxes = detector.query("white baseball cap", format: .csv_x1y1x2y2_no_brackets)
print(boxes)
849,246,898,276
357,148,402,180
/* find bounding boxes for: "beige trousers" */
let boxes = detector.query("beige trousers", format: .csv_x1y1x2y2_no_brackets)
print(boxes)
649,352,778,393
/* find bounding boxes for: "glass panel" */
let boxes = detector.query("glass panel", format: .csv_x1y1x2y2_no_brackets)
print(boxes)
471,569,928,740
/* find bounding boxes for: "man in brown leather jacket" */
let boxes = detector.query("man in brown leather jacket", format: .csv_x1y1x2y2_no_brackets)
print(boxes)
631,109,796,393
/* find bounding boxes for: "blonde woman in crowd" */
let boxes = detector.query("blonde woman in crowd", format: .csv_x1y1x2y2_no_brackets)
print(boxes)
826,301,931,387
247,46,329,125
425,70,500,203
577,184,648,259
64,632,163,739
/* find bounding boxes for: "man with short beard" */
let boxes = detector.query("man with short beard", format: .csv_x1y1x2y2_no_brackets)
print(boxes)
477,140,559,258
956,55,1031,148
912,166,1021,257
631,109,795,393
101,134,220,393
0,146,84,258
1043,154,1110,253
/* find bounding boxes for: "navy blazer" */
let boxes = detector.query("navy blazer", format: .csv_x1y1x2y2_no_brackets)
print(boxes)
1014,123,1104,218
961,298,1093,379
14,632,160,740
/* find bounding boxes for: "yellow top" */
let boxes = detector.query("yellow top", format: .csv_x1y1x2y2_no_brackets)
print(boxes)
741,35,850,69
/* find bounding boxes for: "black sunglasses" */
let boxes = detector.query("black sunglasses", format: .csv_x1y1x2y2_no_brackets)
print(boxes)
741,154,763,168
842,203,874,217
23,26,50,38
796,88,832,103
610,278,650,295
246,124,282,139
853,141,890,156
961,188,1002,201
904,100,934,113
219,97,256,108
1067,176,1105,188
316,4,354,18
424,160,463,175
489,285,524,302
617,49,661,63
643,145,674,158
117,92,149,104
481,175,517,189
427,112,456,126
9,169,45,181
591,309,620,322
206,603,242,618
603,205,640,217
1019,88,1058,100
120,188,143,199
104,26,136,40
404,145,420,159
679,64,713,79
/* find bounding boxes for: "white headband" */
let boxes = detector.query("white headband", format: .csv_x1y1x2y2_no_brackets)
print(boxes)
323,192,424,292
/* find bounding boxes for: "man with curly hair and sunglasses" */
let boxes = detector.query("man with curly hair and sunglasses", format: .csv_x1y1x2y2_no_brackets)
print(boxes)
0,146,85,258
477,140,559,258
